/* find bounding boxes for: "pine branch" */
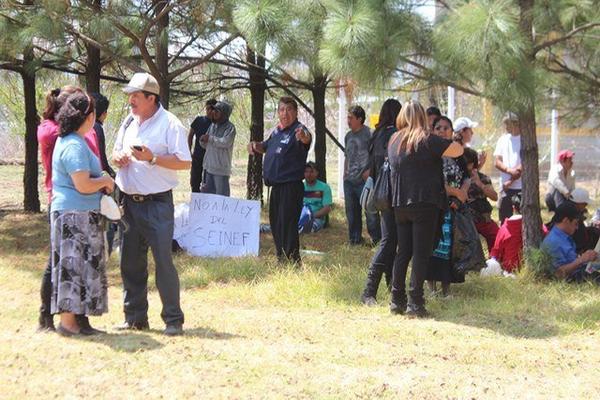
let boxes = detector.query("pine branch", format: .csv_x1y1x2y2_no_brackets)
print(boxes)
167,33,239,80
533,22,600,55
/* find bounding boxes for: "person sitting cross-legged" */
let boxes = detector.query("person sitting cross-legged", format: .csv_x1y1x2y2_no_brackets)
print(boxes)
298,162,332,234
541,201,600,283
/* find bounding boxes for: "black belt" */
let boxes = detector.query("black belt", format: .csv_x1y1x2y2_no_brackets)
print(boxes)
125,190,171,203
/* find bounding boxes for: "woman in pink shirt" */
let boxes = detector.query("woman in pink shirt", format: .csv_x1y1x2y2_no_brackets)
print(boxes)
37,86,102,334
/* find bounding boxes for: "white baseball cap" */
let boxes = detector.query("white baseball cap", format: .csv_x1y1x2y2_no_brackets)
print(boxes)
453,117,478,132
571,188,591,204
123,72,160,95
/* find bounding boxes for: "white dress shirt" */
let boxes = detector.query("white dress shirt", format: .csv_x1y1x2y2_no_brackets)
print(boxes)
113,106,191,195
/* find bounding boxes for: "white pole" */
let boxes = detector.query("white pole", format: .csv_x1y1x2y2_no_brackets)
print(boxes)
550,108,559,165
447,86,455,121
337,86,347,199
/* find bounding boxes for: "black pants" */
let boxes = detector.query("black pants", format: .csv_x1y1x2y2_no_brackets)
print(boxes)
499,189,521,225
120,191,184,325
362,208,396,298
269,181,304,262
391,205,441,307
39,210,52,317
190,149,205,193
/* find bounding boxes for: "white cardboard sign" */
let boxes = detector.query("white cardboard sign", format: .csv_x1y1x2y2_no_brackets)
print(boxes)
173,193,260,257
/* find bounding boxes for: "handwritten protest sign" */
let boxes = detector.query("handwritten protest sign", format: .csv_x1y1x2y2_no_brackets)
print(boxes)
173,193,260,257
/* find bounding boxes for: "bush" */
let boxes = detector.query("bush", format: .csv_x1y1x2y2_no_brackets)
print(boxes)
522,247,554,280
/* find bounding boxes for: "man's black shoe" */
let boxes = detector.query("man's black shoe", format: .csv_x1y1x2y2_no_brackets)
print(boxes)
361,294,377,307
405,303,429,318
37,314,55,332
163,324,183,336
77,315,106,335
114,321,150,331
389,302,406,315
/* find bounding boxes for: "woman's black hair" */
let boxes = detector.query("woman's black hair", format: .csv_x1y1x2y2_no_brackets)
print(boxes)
56,91,95,137
463,147,479,169
91,92,109,118
427,106,441,117
376,98,402,129
432,116,453,131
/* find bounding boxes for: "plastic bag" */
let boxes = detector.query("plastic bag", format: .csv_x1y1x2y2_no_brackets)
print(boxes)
452,206,486,274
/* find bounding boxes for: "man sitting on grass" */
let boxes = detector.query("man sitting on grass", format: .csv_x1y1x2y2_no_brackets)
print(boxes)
298,162,332,234
541,202,600,283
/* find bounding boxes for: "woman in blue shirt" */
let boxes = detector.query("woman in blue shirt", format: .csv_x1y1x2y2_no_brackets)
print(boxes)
51,91,115,336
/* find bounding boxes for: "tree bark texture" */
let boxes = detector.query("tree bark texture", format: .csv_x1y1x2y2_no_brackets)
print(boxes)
519,0,543,248
311,74,328,182
246,46,266,201
154,0,170,108
22,47,40,213
84,0,102,93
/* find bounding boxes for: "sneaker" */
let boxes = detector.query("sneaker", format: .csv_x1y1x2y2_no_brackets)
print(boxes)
164,324,183,336
405,303,429,318
114,320,150,331
361,295,377,307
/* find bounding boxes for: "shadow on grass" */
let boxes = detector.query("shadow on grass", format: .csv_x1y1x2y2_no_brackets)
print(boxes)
181,327,244,340
426,275,600,339
0,210,48,256
71,332,165,353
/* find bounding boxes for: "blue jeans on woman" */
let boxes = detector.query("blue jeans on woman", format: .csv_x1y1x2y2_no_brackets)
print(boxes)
343,179,381,244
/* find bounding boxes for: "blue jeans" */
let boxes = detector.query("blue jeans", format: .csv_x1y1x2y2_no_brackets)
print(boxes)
202,171,230,196
344,179,381,244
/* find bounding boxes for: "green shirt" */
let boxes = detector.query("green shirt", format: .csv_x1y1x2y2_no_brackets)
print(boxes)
303,179,333,214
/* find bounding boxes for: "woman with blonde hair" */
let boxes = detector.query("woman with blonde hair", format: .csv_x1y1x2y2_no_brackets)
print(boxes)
387,101,463,317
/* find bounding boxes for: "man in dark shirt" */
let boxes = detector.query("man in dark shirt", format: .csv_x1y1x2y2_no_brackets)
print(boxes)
91,92,115,178
188,99,216,192
248,96,312,263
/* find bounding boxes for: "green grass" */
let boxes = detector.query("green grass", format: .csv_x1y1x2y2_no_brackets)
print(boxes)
2,165,600,399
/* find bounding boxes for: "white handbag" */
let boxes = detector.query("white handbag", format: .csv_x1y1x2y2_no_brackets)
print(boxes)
100,195,122,221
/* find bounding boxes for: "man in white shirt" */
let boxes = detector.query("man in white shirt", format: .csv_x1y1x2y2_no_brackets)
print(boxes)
545,149,575,211
112,73,191,336
494,112,522,224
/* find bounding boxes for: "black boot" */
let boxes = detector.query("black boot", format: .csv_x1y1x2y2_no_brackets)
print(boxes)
362,263,385,304
37,313,55,332
389,293,407,315
76,315,105,335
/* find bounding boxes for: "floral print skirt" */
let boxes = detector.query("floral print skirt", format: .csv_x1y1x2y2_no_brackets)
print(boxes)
50,210,108,316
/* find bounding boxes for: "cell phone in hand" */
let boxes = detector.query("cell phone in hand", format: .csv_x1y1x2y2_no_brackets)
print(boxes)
132,145,143,151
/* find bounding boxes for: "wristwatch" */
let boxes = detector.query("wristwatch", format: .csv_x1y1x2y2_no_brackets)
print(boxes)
149,155,157,165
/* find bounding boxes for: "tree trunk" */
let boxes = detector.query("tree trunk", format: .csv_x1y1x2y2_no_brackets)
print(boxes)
154,0,170,108
519,0,543,248
311,74,328,182
85,42,101,93
22,48,40,213
84,0,102,93
246,45,266,201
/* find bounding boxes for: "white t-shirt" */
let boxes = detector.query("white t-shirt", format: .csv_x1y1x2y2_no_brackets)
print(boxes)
493,133,522,190
113,106,192,195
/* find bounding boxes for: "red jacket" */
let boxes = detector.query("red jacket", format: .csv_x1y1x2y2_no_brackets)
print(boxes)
490,216,548,272
37,119,100,203
490,216,522,272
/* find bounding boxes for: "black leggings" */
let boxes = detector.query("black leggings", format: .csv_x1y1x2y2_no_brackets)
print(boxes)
391,205,441,307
